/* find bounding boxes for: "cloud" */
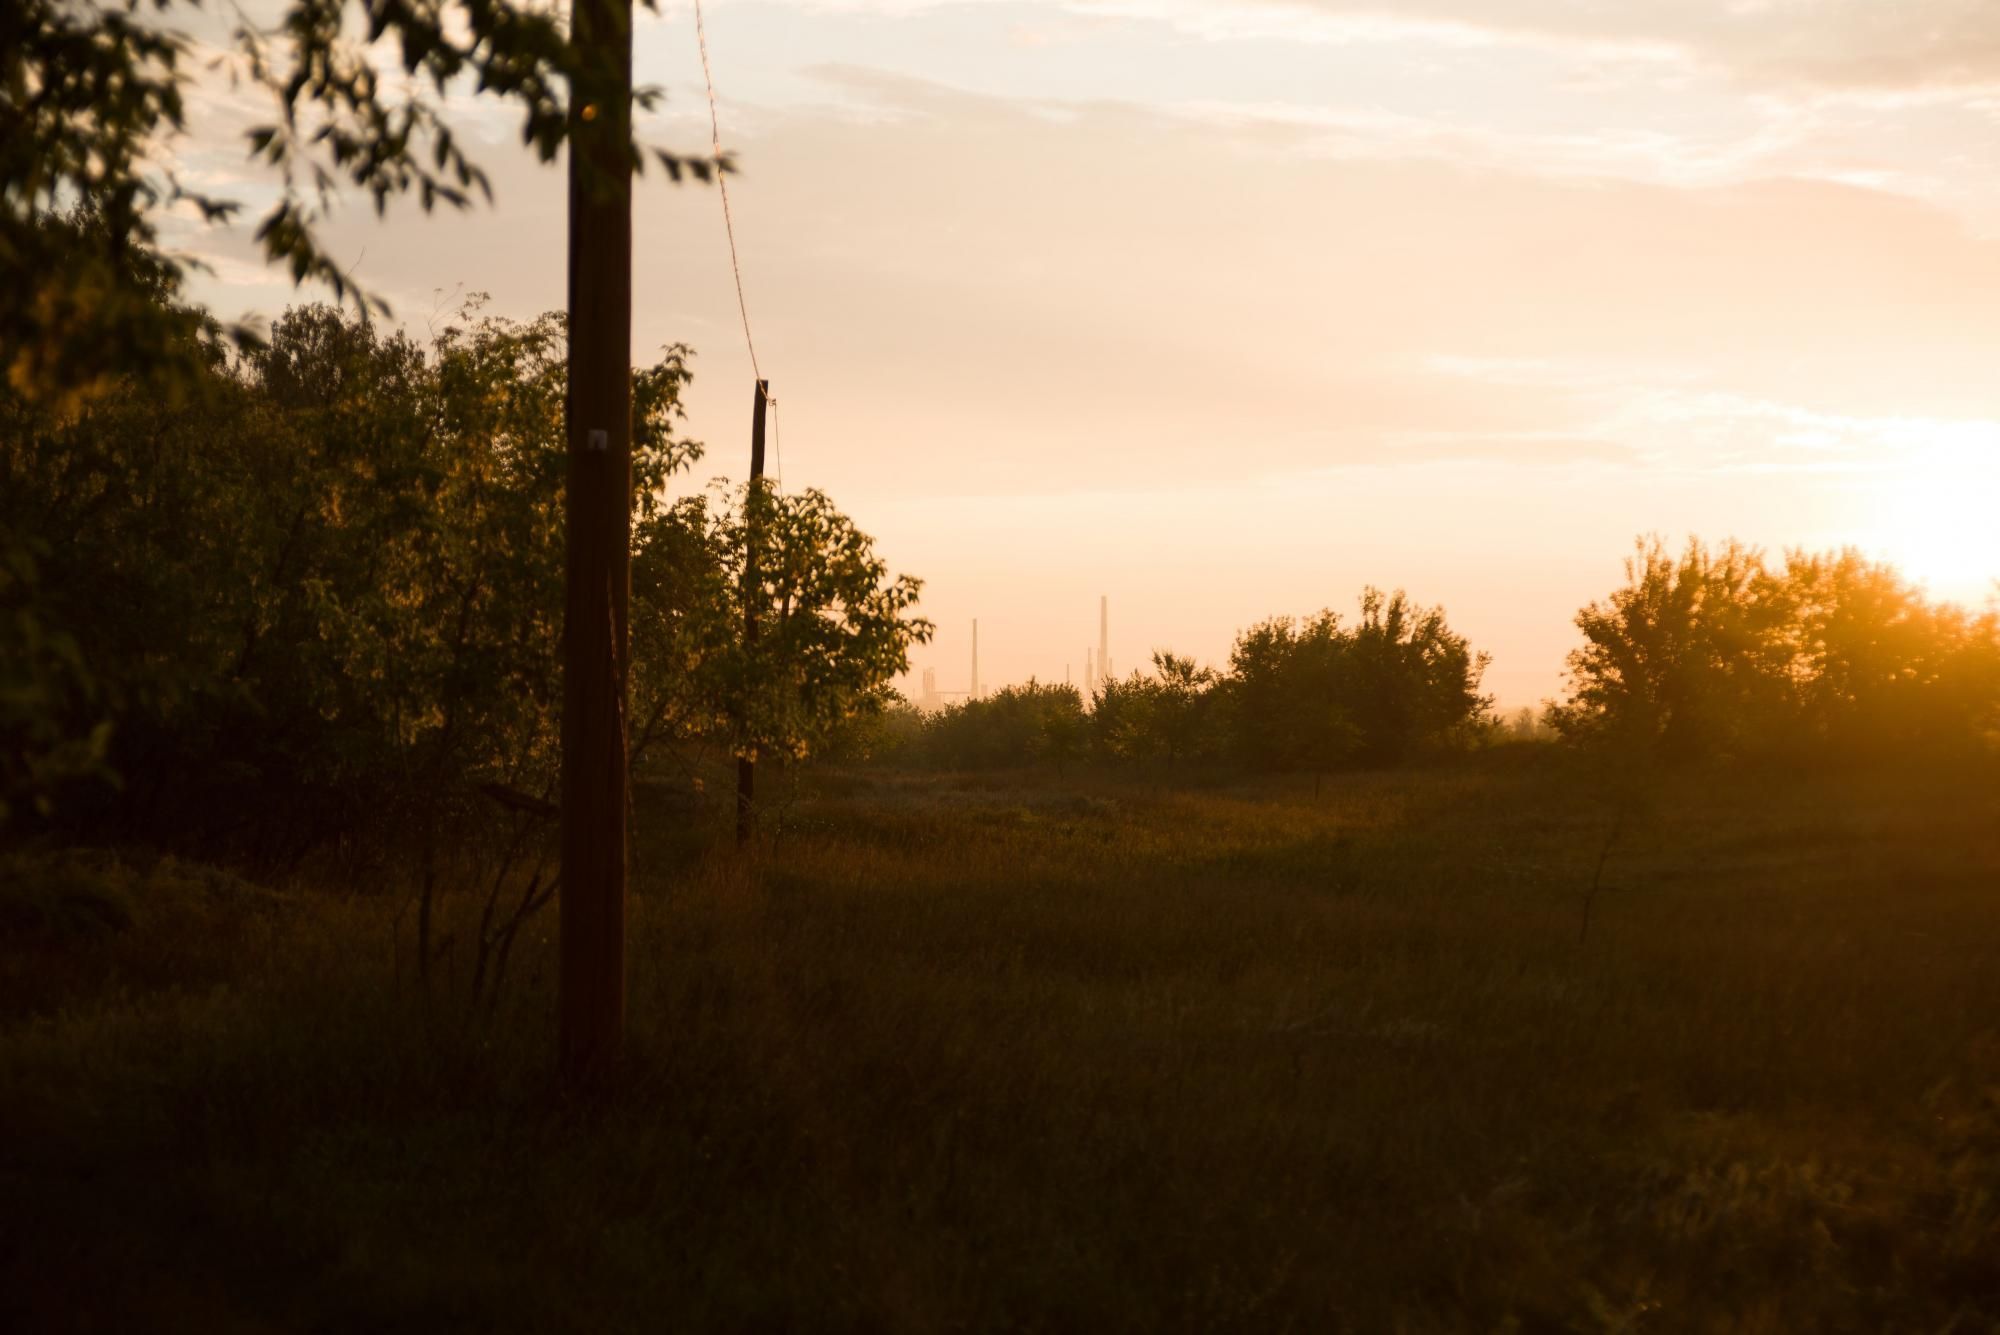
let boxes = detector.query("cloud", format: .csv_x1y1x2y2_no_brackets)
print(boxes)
1242,0,2000,90
179,62,2000,488
1163,97,1812,193
718,4,2000,239
810,0,2000,89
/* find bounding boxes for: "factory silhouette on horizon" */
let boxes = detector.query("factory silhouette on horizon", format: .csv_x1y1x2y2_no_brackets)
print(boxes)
915,596,1115,711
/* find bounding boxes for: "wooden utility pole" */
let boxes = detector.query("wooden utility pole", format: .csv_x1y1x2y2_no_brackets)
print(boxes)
735,378,769,847
560,0,634,1085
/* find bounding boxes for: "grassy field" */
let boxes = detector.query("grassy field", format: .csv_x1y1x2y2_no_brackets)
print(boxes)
3,750,1998,1332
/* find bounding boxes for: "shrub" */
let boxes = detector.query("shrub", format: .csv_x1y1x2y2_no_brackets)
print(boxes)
924,682,1089,772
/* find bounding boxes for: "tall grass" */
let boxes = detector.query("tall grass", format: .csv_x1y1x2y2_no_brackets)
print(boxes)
3,752,1997,1330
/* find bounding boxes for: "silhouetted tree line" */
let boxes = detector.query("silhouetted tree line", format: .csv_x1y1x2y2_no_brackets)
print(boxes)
861,590,1495,776
1,290,928,859
857,542,2000,777
1550,538,2000,761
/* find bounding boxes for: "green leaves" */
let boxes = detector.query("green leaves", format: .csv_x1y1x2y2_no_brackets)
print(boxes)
630,484,933,768
0,536,117,826
647,149,733,184
0,298,705,854
1,286,932,850
922,682,1088,771
5,0,718,411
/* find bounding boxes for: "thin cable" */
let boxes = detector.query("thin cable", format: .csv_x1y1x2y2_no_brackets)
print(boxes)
693,0,761,385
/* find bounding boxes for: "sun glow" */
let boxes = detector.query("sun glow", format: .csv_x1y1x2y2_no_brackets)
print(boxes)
1866,428,2000,600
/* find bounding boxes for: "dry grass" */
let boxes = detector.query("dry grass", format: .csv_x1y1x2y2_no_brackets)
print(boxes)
3,750,1998,1331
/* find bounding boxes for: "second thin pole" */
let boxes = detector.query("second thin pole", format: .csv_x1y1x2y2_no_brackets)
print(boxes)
736,378,769,848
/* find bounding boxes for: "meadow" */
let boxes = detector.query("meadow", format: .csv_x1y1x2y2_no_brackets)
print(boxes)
3,749,1997,1332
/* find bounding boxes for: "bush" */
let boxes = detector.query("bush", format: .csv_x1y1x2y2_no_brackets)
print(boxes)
924,682,1089,772
887,590,1492,779
1224,590,1492,774
1092,653,1224,769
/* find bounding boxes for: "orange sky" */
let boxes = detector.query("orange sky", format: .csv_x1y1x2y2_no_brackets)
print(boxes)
173,0,2000,705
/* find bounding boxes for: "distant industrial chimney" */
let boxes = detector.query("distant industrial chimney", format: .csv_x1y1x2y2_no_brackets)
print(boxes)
1099,595,1110,687
971,619,980,700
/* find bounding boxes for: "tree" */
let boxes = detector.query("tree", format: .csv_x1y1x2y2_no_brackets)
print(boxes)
1552,537,2000,761
1549,538,1787,757
0,535,113,826
8,0,728,1078
3,0,719,406
1775,549,2000,754
1344,588,1492,764
1089,653,1225,770
0,301,701,858
1146,652,1222,769
1037,688,1089,776
629,483,933,799
1226,612,1358,784
1222,593,1488,779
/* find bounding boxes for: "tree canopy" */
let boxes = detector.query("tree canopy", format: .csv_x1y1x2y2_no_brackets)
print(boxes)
0,299,927,852
1551,537,2000,761
3,0,718,407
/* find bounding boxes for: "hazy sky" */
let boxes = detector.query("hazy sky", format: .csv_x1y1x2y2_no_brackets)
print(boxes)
171,0,2000,705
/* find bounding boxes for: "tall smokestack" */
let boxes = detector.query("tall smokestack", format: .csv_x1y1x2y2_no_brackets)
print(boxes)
971,619,979,700
1099,595,1109,687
